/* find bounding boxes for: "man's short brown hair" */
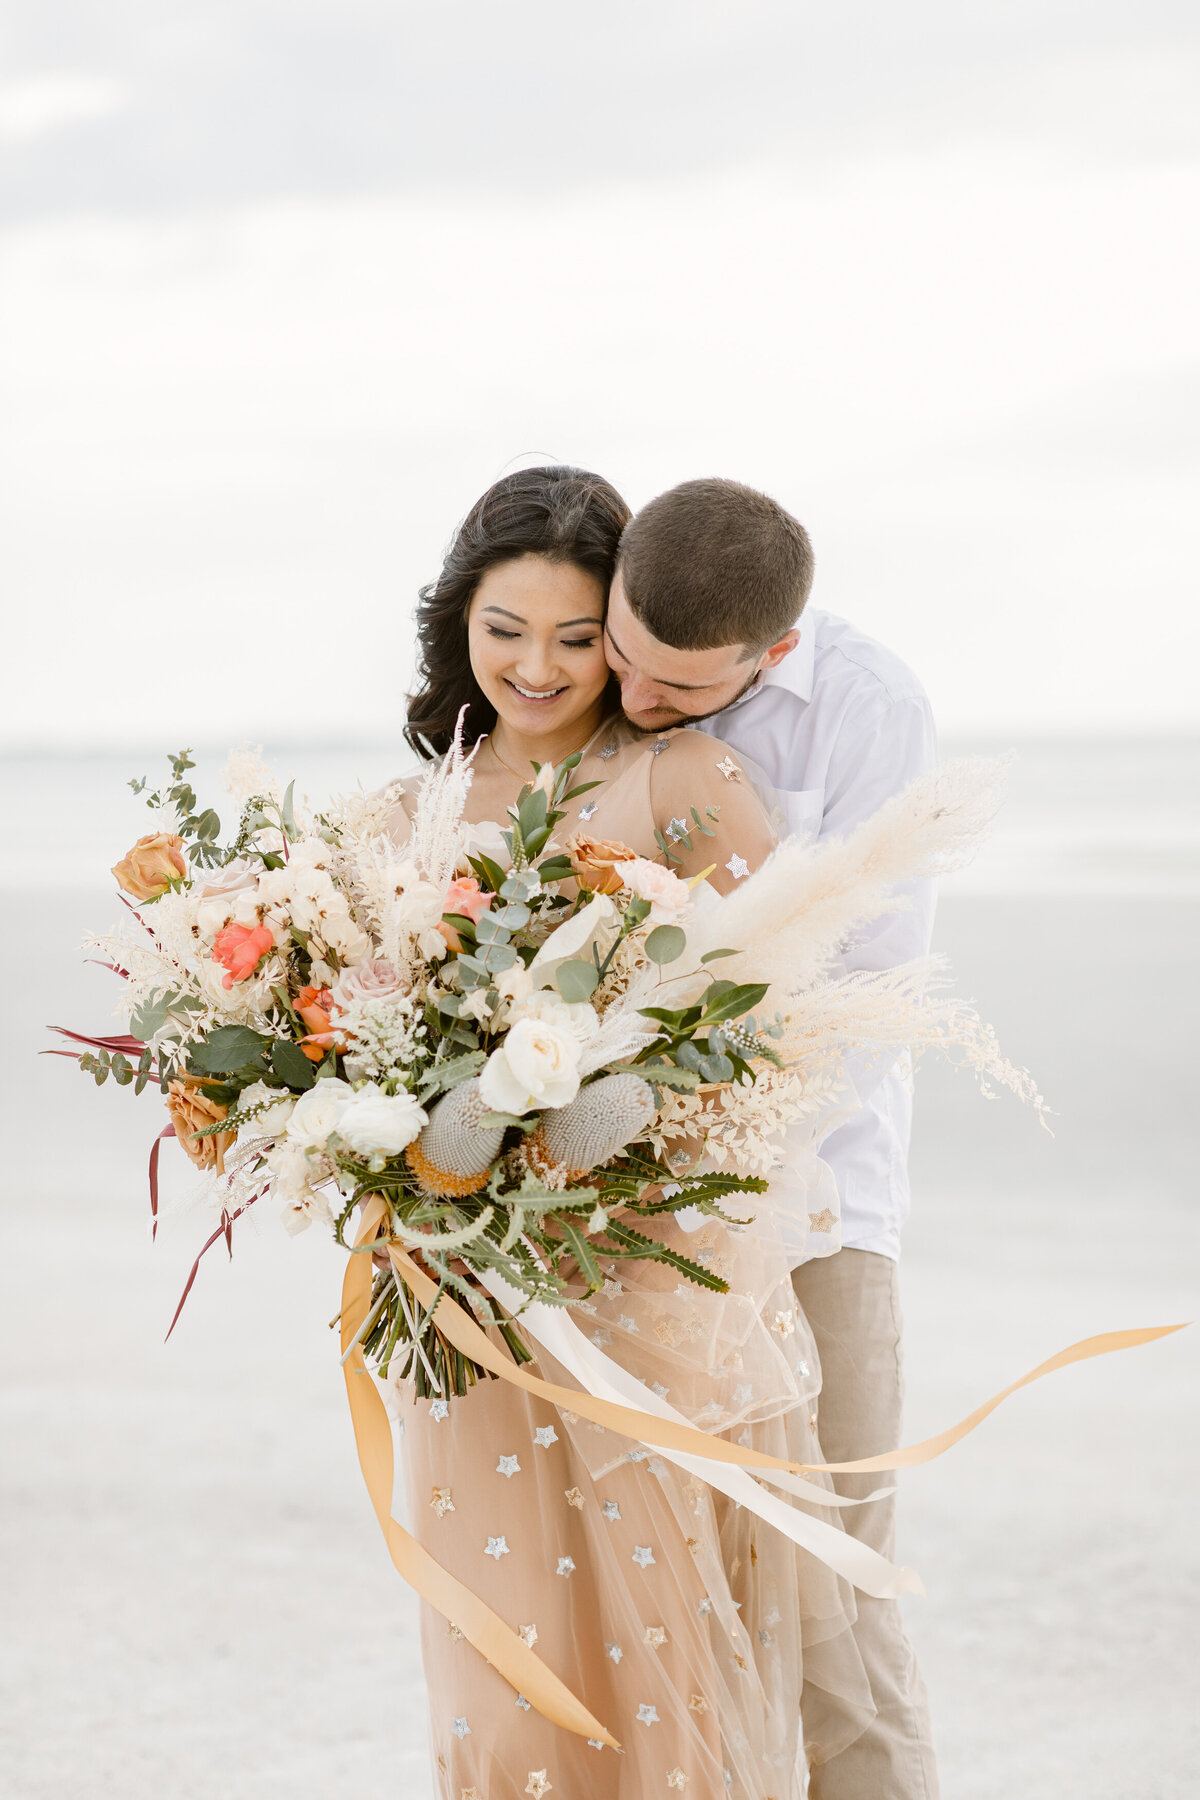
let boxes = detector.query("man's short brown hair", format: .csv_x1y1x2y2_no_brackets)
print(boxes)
617,477,814,654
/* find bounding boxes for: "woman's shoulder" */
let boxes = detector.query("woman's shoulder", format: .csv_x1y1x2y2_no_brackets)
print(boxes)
643,724,751,789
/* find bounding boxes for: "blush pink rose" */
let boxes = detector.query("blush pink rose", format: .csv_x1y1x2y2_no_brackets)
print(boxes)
212,922,275,989
439,876,493,950
619,856,691,924
330,959,406,1013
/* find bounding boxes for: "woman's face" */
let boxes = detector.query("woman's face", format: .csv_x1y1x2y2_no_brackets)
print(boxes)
467,554,610,741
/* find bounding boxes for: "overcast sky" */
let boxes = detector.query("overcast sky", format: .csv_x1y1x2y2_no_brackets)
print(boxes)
2,1,1197,747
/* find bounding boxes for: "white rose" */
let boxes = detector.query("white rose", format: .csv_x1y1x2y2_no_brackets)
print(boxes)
619,856,692,924
285,1076,355,1149
461,818,510,867
335,1084,428,1157
509,986,598,1046
237,1080,295,1138
266,1138,316,1198
479,1017,583,1115
195,859,261,938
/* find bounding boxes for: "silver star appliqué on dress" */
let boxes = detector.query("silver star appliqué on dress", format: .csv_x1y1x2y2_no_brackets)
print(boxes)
650,739,670,755
556,1555,576,1576
515,1693,531,1710
578,801,598,821
484,1535,510,1560
644,1625,667,1648
429,1486,455,1517
666,816,689,842
598,742,618,761
534,1425,559,1448
451,1716,471,1739
632,1544,655,1568
667,1771,689,1790
605,1641,624,1663
518,1622,538,1647
636,1702,660,1725
496,1454,521,1478
429,1398,450,1421
602,1500,621,1522
716,755,741,782
725,852,749,879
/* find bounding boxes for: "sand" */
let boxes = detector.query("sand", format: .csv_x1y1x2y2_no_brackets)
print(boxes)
3,888,1197,1797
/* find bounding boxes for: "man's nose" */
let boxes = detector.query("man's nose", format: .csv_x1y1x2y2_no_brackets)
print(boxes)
618,671,664,713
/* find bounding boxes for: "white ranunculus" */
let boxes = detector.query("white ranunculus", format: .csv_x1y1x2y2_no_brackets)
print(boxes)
280,1186,335,1236
266,1138,316,1197
335,1084,428,1157
479,1017,583,1116
619,856,692,924
237,1080,295,1138
285,1076,355,1149
319,909,372,966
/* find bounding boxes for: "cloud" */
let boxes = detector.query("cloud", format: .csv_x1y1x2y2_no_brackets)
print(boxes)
0,72,126,142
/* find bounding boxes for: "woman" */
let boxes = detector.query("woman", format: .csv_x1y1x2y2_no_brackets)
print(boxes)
390,467,872,1798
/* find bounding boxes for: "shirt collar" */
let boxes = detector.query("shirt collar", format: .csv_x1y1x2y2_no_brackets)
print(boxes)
715,608,816,717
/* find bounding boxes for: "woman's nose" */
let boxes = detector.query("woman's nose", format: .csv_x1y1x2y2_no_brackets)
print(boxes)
514,643,560,686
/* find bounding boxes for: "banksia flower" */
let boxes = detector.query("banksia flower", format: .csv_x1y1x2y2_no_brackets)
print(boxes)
405,1078,506,1196
528,1073,656,1180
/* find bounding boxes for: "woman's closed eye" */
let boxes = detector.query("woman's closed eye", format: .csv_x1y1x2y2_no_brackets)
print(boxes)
484,625,597,649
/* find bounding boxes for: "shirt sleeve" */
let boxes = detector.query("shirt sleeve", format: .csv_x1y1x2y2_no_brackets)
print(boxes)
646,730,779,892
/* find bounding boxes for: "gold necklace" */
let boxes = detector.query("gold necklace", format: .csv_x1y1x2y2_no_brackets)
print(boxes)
487,718,611,784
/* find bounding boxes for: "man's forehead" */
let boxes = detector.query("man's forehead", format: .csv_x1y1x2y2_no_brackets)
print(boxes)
607,583,749,689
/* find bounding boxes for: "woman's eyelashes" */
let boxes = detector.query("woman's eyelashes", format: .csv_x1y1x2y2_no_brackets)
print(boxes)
484,625,597,649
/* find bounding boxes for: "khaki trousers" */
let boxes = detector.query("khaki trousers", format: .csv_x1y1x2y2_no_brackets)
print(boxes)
792,1249,939,1800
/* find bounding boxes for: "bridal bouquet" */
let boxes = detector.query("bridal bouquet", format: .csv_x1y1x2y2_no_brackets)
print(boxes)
56,737,809,1397
59,731,1041,1404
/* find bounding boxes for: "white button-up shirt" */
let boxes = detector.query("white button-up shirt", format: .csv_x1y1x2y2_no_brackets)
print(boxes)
692,608,938,1262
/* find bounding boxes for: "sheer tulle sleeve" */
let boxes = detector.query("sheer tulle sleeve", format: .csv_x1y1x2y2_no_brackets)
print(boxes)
645,728,779,891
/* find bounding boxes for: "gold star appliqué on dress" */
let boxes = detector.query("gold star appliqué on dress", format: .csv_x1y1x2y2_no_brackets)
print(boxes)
525,1772,553,1798
667,1771,689,1790
808,1207,837,1234
716,756,741,781
564,1486,585,1509
644,1625,668,1648
430,1486,455,1516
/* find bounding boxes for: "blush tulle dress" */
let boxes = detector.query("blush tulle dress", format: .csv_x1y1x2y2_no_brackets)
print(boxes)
383,720,875,1798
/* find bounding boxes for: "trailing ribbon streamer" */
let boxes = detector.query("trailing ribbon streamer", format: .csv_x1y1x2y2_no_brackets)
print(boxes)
342,1201,621,1750
799,1322,1189,1474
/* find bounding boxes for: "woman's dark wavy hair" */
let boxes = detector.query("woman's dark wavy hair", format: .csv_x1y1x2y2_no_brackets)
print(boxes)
404,466,631,759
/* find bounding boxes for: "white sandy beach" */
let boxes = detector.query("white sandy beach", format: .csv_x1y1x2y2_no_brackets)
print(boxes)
3,747,1198,1798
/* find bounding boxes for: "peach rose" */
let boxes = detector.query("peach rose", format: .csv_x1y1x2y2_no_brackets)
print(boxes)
165,1078,236,1174
295,984,338,1061
439,876,493,950
111,832,187,901
618,855,691,923
567,832,636,896
212,921,274,989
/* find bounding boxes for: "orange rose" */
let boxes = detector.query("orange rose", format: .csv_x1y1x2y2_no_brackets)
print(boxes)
212,922,275,990
295,984,337,1061
165,1078,236,1174
112,832,187,901
567,832,636,895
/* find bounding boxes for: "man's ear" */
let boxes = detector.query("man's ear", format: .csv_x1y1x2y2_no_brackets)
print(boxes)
759,628,800,670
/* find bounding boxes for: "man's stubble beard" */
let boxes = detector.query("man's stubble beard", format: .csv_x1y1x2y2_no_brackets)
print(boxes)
618,665,762,735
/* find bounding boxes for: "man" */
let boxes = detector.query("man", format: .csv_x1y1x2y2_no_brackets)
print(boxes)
606,477,940,1800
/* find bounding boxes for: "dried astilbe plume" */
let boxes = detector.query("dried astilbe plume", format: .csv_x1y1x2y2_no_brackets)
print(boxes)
409,709,480,890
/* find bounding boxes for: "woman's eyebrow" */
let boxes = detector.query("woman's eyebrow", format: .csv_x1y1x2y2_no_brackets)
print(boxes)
481,606,525,622
557,615,602,628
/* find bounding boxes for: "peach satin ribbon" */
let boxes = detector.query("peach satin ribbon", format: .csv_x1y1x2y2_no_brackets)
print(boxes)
343,1199,1187,1746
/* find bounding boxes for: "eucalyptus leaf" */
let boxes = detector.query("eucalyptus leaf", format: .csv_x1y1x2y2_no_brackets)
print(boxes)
700,947,738,964
644,924,686,965
556,959,600,1001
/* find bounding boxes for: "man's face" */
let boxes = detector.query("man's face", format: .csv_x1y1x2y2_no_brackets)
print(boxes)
604,571,800,732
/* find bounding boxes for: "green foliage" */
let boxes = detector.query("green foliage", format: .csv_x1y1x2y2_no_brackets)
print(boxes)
191,1025,272,1073
271,1039,317,1090
644,924,685,964
555,958,599,1001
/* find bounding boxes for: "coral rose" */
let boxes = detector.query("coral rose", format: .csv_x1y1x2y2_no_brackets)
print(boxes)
439,876,493,950
112,832,187,901
212,921,275,990
567,833,636,896
165,1078,236,1174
